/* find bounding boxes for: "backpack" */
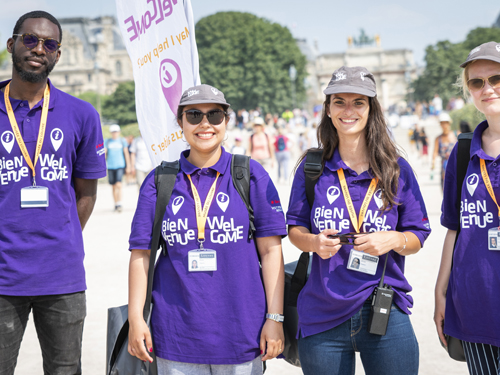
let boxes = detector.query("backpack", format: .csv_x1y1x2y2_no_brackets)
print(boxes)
277,136,286,151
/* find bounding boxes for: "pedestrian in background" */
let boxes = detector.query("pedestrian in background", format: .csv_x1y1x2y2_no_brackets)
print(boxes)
287,66,431,375
431,113,457,191
248,117,274,169
435,41,500,374
130,136,152,190
105,124,131,212
274,127,291,183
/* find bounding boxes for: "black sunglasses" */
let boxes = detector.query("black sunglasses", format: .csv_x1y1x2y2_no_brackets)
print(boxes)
182,109,227,125
13,33,61,53
467,74,500,92
328,232,369,245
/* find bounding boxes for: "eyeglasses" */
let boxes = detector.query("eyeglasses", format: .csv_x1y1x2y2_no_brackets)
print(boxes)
328,232,369,245
467,74,500,91
13,33,61,53
182,109,227,125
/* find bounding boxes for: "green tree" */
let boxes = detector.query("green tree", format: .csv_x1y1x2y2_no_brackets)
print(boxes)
195,12,307,114
102,81,137,125
411,27,500,106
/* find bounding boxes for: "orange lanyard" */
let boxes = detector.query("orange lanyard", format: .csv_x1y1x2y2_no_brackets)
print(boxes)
4,82,50,186
187,172,220,247
337,168,378,233
480,158,500,219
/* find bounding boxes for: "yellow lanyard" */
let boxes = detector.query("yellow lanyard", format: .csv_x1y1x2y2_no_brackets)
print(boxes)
187,172,220,247
337,168,378,233
4,82,50,186
480,158,500,220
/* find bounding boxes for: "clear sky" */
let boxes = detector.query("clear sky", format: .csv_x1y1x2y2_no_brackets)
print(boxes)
1,0,499,66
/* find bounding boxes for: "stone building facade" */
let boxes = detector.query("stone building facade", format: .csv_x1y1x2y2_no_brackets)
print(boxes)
0,16,134,96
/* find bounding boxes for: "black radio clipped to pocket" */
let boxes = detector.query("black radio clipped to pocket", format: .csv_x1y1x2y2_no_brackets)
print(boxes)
368,254,393,336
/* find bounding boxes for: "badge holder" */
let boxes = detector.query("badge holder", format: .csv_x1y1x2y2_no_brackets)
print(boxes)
488,227,500,250
188,240,217,272
20,180,49,208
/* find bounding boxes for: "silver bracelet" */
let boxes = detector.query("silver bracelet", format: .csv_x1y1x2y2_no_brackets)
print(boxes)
397,232,407,253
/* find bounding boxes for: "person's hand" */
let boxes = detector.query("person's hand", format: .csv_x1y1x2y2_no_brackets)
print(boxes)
260,319,284,361
434,290,447,348
126,166,132,174
313,229,342,260
128,317,153,363
353,231,402,256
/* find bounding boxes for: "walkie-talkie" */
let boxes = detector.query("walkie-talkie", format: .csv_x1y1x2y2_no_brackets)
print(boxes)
368,254,394,336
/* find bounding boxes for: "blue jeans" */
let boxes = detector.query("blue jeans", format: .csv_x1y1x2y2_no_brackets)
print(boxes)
298,301,418,375
0,292,86,375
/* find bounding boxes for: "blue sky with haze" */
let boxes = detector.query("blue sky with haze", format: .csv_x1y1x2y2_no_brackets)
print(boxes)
1,0,499,65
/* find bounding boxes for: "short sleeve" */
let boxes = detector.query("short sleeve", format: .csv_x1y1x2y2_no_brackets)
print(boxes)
286,158,312,230
73,104,107,179
129,170,157,250
440,143,459,230
248,160,287,238
395,159,432,245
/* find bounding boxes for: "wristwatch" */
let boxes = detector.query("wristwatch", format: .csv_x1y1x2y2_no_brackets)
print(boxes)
266,313,284,323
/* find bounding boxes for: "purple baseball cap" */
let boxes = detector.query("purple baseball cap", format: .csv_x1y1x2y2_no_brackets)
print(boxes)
460,41,500,68
323,66,377,98
179,84,230,108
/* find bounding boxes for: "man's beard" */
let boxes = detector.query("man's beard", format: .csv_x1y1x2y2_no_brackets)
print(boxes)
12,46,56,83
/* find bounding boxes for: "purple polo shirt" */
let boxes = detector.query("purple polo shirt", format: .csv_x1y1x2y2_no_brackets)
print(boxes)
287,148,431,338
129,147,287,364
441,121,500,347
0,79,106,296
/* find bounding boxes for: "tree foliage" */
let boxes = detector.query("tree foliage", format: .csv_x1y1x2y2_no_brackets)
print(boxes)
195,12,307,114
411,27,500,106
102,81,137,125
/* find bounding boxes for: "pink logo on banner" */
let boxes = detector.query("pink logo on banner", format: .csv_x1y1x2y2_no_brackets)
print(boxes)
159,59,182,114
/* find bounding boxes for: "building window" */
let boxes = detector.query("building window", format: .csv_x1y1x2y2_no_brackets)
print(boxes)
116,61,122,76
88,74,92,82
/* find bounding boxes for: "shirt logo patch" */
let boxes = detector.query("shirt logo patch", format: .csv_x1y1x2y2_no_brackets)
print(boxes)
172,196,184,215
1,131,15,154
467,173,479,196
216,192,229,212
374,189,383,209
327,186,341,204
50,128,64,152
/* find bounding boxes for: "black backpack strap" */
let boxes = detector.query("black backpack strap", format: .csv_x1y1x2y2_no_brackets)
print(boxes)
452,132,473,264
231,154,256,239
304,150,323,207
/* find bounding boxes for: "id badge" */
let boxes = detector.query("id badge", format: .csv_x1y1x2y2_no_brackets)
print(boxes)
488,227,500,250
188,249,217,272
20,186,49,208
347,249,379,275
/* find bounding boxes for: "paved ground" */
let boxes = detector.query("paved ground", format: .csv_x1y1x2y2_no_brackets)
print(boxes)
15,119,469,374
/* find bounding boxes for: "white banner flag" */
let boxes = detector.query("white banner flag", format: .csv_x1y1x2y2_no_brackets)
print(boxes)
115,0,200,165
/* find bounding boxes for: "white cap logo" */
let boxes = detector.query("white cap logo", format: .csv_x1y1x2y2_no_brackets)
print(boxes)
216,192,229,212
374,189,383,209
50,128,64,151
470,47,481,55
211,88,219,95
467,174,479,196
327,186,341,204
335,72,346,81
187,89,199,97
172,196,184,215
360,72,367,81
1,131,14,154
496,45,500,53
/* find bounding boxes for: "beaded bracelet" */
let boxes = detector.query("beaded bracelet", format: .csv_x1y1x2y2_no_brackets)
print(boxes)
396,232,407,253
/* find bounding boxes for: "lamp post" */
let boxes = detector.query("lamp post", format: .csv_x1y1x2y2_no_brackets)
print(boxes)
289,64,297,109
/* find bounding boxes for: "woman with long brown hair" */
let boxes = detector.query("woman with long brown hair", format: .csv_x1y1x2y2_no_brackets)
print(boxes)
286,66,431,375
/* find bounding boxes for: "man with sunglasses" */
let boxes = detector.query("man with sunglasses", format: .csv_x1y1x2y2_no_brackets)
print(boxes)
0,11,106,375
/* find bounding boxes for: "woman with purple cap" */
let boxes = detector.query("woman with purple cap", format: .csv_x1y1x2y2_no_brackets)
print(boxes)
127,84,286,374
287,66,431,375
435,41,500,373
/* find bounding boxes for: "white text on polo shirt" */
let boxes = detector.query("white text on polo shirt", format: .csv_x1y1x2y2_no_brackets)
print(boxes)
39,154,69,181
207,216,244,244
163,218,196,246
313,206,391,232
460,199,493,228
0,156,29,185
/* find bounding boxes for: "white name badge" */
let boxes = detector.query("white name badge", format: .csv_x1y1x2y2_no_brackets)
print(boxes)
20,186,49,208
347,249,379,275
488,227,500,250
188,249,217,272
